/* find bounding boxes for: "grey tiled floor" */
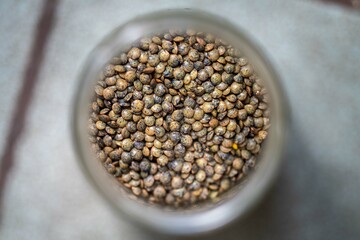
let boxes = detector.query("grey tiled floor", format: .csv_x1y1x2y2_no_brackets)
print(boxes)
0,0,43,155
0,1,360,239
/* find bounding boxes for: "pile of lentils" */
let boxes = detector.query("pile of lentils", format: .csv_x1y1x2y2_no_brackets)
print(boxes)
89,29,270,208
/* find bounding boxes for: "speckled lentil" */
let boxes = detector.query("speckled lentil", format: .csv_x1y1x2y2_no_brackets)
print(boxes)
90,30,270,208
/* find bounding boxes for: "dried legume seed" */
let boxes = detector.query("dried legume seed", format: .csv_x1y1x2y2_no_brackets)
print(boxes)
90,29,270,208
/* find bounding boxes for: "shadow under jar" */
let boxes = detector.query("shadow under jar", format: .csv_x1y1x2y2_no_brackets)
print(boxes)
73,9,288,236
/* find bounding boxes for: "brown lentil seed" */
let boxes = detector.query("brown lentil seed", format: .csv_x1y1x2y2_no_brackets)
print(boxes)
198,69,209,81
96,121,106,130
240,64,254,77
181,135,193,147
91,30,270,208
188,49,200,61
171,176,183,189
154,186,166,198
195,170,206,182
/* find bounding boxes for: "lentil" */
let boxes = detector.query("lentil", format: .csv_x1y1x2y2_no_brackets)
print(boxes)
90,29,270,208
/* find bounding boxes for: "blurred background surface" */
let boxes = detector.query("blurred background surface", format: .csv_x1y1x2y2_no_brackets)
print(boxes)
0,0,359,239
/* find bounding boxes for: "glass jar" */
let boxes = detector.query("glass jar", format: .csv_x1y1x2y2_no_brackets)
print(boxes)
72,9,288,236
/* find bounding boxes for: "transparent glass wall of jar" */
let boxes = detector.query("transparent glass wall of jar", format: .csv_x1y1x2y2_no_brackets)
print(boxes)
72,9,288,236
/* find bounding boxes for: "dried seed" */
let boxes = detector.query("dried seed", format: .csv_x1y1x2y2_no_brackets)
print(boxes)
91,29,270,207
